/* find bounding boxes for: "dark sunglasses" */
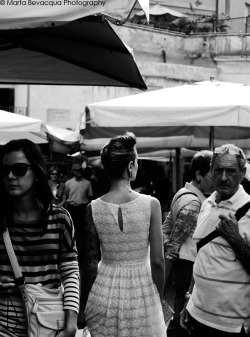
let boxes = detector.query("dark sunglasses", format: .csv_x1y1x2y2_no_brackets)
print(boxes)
50,172,58,176
3,163,32,177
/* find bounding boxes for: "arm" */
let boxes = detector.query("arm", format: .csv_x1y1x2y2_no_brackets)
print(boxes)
166,199,201,261
162,210,173,247
87,183,94,202
218,212,250,274
58,211,80,336
83,204,99,303
58,183,67,207
149,197,165,301
180,276,195,334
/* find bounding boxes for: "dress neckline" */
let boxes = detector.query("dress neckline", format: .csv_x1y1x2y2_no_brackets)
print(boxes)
98,194,143,206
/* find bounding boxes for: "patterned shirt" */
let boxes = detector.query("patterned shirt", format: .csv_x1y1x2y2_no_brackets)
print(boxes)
162,183,206,262
0,205,79,337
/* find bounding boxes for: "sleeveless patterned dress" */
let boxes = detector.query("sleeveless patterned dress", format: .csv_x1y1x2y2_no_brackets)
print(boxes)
84,194,166,337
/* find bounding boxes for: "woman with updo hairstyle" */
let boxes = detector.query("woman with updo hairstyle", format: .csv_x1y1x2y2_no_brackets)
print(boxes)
82,132,166,336
100,132,137,179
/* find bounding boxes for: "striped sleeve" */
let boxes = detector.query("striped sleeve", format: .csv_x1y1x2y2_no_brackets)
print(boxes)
57,207,80,313
60,261,80,313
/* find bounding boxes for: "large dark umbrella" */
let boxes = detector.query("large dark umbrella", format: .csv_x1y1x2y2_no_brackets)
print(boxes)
0,15,147,89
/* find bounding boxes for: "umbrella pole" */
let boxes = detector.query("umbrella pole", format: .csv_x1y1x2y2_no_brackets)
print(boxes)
175,148,180,190
209,126,214,151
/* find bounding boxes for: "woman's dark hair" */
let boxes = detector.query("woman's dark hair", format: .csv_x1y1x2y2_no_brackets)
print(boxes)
48,165,61,177
0,139,53,231
101,132,137,179
190,150,213,180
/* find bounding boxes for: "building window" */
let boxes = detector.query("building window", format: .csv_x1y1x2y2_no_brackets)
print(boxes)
0,88,14,112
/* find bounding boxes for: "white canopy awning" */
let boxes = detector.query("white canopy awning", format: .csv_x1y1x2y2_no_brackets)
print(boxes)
0,110,42,132
0,110,46,144
84,81,250,150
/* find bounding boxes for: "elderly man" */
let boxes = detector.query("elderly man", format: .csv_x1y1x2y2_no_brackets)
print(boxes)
181,144,250,337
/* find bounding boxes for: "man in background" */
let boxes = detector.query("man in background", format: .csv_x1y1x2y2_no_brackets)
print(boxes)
65,162,93,258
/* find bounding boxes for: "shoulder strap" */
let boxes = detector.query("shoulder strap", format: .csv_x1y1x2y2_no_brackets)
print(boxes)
197,201,250,252
2,228,23,280
174,192,198,203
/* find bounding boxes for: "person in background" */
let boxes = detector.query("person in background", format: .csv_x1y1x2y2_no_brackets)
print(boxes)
83,131,166,336
48,165,66,206
65,162,93,258
162,150,213,337
181,144,250,337
0,139,79,337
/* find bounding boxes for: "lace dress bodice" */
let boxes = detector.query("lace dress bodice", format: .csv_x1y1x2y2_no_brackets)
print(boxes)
91,194,150,265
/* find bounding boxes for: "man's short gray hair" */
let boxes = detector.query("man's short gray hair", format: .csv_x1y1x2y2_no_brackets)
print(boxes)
211,144,246,171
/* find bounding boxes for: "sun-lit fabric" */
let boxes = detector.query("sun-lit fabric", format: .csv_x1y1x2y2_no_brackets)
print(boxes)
0,205,79,337
85,194,166,337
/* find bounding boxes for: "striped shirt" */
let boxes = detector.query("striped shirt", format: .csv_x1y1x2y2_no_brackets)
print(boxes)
187,185,250,333
0,205,79,337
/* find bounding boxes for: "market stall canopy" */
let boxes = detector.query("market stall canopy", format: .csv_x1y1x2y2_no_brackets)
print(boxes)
43,124,81,154
83,80,250,151
134,4,188,23
0,1,148,88
0,109,42,132
0,110,47,144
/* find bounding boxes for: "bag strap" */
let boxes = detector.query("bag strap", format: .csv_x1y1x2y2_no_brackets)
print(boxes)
174,192,198,203
2,228,25,286
197,201,250,252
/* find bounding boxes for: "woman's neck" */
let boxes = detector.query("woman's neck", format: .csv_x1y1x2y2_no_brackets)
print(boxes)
110,178,132,193
11,196,41,222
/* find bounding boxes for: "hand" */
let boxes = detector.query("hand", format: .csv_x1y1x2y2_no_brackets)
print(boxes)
180,306,193,335
56,326,77,337
0,276,15,296
217,213,242,245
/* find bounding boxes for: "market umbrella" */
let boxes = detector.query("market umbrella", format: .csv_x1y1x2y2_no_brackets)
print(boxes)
133,4,188,24
0,1,148,88
0,109,47,144
0,16,146,89
82,80,250,151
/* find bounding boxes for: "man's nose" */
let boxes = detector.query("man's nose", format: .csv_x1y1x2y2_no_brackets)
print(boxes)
221,170,228,180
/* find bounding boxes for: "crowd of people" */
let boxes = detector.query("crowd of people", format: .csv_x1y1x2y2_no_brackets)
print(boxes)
0,134,250,337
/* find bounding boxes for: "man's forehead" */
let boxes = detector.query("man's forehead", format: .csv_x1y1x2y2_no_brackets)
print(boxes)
213,153,238,168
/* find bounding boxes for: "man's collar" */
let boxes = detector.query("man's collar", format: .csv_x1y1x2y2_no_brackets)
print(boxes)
209,185,243,205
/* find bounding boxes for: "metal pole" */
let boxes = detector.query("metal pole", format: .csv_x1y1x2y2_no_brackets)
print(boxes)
215,0,219,32
209,126,214,151
175,148,180,191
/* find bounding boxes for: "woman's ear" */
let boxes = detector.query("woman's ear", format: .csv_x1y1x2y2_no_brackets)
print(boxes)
195,170,201,183
128,161,134,171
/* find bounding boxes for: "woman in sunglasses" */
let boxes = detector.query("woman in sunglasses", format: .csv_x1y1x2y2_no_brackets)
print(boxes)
48,165,66,206
0,139,79,337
